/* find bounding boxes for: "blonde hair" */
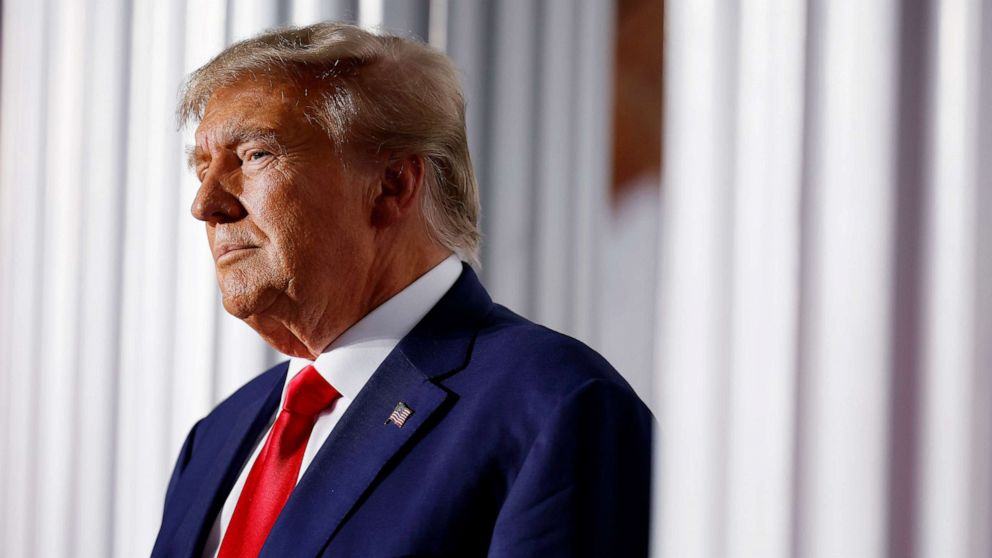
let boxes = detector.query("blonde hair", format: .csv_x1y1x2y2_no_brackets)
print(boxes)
178,22,481,267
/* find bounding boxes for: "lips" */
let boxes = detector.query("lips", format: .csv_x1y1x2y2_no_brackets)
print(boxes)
214,242,257,261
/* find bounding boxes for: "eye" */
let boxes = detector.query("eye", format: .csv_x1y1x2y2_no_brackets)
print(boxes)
246,150,271,162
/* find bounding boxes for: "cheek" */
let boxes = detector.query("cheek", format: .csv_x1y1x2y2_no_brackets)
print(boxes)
243,169,374,266
242,174,296,219
242,177,308,250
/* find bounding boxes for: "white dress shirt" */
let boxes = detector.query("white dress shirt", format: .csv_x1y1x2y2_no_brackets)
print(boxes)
202,255,462,557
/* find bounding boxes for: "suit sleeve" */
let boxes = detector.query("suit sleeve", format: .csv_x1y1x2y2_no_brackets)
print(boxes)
487,379,654,558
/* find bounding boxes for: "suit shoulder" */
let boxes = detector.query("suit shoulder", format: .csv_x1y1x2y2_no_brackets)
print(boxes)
472,304,639,402
449,303,653,473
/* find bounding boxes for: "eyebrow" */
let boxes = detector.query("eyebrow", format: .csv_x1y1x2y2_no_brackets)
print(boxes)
186,123,285,171
185,145,200,171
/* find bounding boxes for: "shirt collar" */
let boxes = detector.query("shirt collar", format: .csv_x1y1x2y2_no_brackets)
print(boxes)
284,254,463,401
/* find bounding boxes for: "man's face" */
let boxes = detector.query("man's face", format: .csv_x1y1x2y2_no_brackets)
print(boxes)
191,76,377,352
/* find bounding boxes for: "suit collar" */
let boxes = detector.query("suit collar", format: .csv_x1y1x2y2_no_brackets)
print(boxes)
284,254,464,401
395,263,493,379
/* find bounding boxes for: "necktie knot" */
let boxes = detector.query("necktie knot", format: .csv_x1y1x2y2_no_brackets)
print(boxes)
283,364,339,417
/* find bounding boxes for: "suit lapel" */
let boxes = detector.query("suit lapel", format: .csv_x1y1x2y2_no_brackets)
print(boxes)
260,265,494,557
168,364,287,558
260,351,450,557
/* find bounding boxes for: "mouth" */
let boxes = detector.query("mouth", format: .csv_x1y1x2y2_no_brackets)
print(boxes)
214,243,258,262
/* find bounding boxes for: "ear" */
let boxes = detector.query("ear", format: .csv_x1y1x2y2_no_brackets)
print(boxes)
371,153,426,228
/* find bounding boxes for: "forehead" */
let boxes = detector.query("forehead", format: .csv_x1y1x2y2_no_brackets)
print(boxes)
195,77,314,144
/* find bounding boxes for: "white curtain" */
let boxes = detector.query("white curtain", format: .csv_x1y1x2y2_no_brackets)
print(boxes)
656,1,992,557
0,1,622,556
8,0,992,556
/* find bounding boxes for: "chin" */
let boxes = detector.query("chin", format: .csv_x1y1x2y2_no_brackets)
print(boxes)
219,282,279,320
220,293,257,320
217,266,284,318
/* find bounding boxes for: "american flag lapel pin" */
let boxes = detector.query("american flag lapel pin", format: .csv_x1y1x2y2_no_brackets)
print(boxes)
386,402,414,427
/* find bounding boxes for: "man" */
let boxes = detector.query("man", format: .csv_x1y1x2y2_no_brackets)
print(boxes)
152,22,652,558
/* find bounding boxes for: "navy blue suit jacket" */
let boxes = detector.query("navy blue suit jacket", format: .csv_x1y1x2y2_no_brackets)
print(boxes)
152,266,653,557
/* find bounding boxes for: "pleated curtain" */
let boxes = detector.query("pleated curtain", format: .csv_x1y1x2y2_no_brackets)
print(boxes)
656,1,992,557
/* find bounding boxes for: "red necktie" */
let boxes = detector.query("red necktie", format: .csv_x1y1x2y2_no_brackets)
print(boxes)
218,365,340,558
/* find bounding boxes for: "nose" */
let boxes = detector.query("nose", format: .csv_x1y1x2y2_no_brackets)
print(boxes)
191,168,246,224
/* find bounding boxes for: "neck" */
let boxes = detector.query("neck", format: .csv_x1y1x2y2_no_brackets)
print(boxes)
249,243,451,359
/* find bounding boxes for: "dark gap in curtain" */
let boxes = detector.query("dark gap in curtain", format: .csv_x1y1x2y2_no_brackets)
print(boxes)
224,0,234,46
791,0,823,555
476,0,497,280
106,0,136,553
715,0,741,554
526,0,544,321
340,0,359,24
972,0,992,554
276,0,290,26
886,0,934,557
383,0,430,41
